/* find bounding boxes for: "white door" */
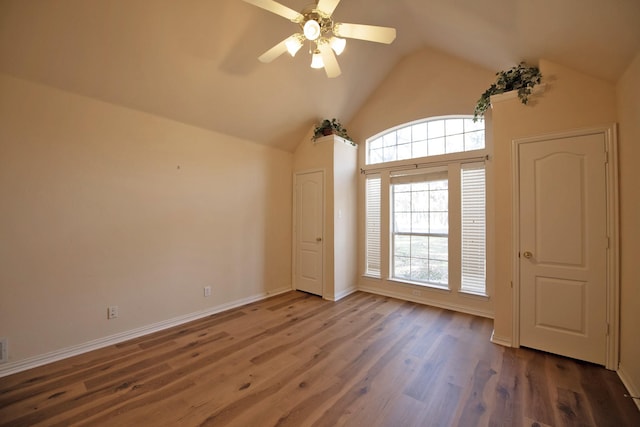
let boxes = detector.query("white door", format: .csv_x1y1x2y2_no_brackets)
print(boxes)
518,132,608,365
294,171,324,296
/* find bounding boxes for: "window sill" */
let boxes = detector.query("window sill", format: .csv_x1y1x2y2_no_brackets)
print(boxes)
459,290,490,300
389,278,451,293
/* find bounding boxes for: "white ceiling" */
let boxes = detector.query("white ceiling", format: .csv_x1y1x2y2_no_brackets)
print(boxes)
1,0,639,151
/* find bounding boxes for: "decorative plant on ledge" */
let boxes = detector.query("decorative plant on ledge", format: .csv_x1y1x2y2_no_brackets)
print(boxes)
312,118,355,145
473,62,542,121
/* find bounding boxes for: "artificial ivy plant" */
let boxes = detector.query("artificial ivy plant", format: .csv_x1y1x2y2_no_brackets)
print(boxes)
473,62,542,121
312,118,355,145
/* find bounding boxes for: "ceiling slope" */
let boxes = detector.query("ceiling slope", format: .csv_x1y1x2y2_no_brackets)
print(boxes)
1,0,638,150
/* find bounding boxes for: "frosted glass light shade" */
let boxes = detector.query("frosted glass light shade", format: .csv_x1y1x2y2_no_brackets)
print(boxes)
303,19,321,40
285,36,303,56
310,51,324,68
330,37,346,55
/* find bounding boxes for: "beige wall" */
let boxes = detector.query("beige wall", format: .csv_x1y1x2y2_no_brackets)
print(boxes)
348,46,495,144
0,74,293,366
616,52,640,397
332,140,358,299
490,60,617,344
292,135,358,300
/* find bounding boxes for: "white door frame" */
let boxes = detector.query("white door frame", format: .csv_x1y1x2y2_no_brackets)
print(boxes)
511,125,619,369
292,169,326,296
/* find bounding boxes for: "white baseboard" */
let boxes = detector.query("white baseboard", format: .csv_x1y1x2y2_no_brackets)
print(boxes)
0,285,292,378
490,330,513,347
618,363,640,412
358,285,494,319
327,287,358,301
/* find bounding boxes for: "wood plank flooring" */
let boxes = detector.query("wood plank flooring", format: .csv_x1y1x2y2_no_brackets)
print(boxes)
1,291,638,426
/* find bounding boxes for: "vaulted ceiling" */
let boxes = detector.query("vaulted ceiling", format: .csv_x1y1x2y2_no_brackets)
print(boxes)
1,0,639,151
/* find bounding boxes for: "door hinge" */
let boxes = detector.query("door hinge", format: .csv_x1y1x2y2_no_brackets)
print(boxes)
606,323,610,336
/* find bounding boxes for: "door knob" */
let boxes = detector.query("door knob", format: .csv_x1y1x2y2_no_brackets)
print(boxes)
523,251,533,259
316,237,322,242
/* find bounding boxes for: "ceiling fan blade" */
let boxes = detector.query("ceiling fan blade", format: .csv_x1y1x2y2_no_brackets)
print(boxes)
319,43,341,78
316,0,341,16
258,37,290,63
243,0,303,22
334,23,396,44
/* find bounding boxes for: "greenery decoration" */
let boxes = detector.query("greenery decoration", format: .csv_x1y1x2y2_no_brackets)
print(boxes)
473,62,542,121
312,118,355,145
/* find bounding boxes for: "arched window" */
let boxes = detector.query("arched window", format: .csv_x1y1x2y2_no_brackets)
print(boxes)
366,116,485,165
363,116,488,300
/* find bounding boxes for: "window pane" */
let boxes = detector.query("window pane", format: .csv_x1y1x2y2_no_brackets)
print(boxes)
446,133,464,153
464,130,485,151
411,258,429,282
383,145,397,162
369,148,383,164
428,120,445,138
395,235,410,257
391,171,450,288
428,137,445,156
412,141,428,158
411,235,429,259
412,211,429,233
411,189,428,212
394,256,411,279
429,188,448,211
464,118,484,132
394,213,411,233
370,137,383,150
412,122,428,140
383,132,396,147
429,259,448,284
430,212,448,234
398,127,412,144
397,143,412,161
429,236,448,260
446,118,464,135
394,192,411,213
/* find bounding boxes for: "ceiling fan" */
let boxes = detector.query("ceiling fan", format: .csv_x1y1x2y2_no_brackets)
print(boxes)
243,0,397,78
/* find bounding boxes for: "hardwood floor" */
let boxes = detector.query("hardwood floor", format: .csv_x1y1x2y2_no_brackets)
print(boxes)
1,291,638,426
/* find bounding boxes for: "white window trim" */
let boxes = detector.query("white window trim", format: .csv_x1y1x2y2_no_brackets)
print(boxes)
359,116,495,318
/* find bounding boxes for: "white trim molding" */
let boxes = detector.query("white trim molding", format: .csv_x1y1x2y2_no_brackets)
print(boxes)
618,364,640,412
359,285,494,319
490,330,513,347
326,286,358,302
0,286,292,378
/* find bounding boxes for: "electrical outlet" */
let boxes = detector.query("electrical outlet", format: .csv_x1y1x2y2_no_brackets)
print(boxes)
0,337,7,363
108,305,119,319
204,286,212,297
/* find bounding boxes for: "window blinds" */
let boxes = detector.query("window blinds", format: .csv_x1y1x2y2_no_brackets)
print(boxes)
365,175,381,277
460,163,486,295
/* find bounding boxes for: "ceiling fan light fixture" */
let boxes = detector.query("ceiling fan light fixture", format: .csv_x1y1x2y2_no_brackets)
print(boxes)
303,19,321,41
242,0,396,77
310,50,324,69
285,35,303,56
330,36,346,55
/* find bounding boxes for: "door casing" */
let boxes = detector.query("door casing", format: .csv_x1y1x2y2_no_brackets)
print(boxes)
511,125,619,370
